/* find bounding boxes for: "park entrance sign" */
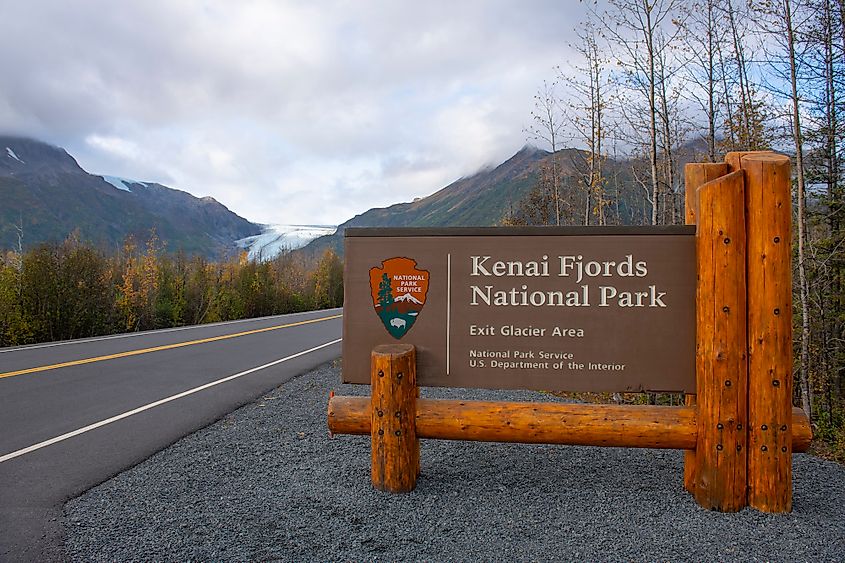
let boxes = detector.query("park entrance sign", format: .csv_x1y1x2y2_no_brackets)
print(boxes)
329,152,813,515
342,226,696,392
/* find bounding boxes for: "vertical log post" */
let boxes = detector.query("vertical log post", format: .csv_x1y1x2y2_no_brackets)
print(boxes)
741,153,793,513
371,344,419,493
725,151,773,173
683,162,730,494
694,170,748,511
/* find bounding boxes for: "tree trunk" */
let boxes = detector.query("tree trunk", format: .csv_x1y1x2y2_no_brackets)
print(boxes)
647,7,660,225
727,0,752,147
784,0,813,422
707,0,717,162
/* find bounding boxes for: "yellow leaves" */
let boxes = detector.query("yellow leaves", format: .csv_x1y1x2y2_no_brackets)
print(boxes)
1,230,342,346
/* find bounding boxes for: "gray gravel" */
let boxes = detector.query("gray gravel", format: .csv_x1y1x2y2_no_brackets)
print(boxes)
64,361,845,562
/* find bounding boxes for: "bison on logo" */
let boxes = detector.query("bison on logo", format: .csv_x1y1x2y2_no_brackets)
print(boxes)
369,257,430,339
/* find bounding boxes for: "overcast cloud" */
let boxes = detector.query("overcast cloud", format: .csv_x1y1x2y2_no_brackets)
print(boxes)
0,1,588,226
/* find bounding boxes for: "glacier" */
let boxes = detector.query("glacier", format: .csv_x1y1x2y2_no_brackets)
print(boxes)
236,224,336,261
101,175,148,192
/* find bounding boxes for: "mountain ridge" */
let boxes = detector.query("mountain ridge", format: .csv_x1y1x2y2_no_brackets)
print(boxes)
0,136,262,258
298,143,647,257
297,144,550,257
2,136,705,261
299,135,716,259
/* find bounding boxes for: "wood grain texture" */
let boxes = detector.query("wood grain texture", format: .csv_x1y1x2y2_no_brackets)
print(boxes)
370,344,418,493
792,407,812,452
328,396,812,453
685,163,729,225
694,170,748,512
742,153,794,513
725,151,773,173
335,398,696,448
683,162,730,493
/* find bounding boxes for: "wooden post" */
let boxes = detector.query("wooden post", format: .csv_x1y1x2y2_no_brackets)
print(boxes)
741,153,794,513
694,170,748,512
685,163,730,225
371,344,419,493
683,162,730,493
725,151,773,173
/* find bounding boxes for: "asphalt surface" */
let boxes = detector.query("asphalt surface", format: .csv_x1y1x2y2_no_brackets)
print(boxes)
0,309,342,562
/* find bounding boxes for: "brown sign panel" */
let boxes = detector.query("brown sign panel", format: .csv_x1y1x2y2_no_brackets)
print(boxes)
343,226,696,392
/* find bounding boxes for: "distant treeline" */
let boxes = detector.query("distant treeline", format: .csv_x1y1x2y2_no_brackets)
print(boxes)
0,233,343,347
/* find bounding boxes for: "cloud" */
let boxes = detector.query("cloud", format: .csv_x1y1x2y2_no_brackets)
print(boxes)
85,135,142,161
0,0,586,225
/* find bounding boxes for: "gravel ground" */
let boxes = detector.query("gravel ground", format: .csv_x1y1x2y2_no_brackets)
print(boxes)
64,361,845,562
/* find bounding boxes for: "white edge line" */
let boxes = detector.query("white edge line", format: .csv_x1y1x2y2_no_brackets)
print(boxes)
0,309,343,354
0,338,342,464
447,253,451,376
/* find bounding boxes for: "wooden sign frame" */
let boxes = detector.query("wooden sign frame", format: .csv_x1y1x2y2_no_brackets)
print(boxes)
328,151,811,514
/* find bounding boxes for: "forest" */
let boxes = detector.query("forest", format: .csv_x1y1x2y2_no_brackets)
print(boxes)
508,0,844,460
0,233,343,349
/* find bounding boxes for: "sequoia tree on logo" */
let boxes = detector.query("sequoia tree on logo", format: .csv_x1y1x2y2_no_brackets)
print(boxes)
369,257,429,339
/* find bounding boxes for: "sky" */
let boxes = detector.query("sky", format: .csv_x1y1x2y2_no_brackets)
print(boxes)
0,1,590,226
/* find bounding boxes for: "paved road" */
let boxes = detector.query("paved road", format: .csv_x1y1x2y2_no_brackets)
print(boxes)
0,309,343,562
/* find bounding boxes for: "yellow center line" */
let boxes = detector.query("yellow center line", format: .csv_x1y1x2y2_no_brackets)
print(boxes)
0,314,343,380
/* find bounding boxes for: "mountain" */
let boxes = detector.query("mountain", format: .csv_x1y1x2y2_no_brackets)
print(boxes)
0,136,262,258
299,144,644,257
354,145,550,228
300,145,549,256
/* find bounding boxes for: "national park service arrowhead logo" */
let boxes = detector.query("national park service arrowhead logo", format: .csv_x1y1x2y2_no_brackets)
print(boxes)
369,257,429,339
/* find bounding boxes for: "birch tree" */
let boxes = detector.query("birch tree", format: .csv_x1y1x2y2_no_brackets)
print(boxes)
525,80,565,225
681,0,728,162
720,0,773,150
561,23,612,225
600,0,684,224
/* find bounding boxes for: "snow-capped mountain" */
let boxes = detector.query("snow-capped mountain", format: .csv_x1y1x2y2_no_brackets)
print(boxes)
236,224,336,261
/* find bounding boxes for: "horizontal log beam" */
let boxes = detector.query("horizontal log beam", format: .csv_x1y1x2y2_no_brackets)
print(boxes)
331,396,695,449
791,407,812,453
328,396,813,452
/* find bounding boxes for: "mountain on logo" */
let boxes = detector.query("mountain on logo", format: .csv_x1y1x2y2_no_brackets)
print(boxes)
394,293,423,305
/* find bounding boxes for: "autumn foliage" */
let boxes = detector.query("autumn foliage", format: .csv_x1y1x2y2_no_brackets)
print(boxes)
0,233,343,347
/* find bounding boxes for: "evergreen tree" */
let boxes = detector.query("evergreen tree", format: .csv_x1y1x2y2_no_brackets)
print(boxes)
378,273,394,309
